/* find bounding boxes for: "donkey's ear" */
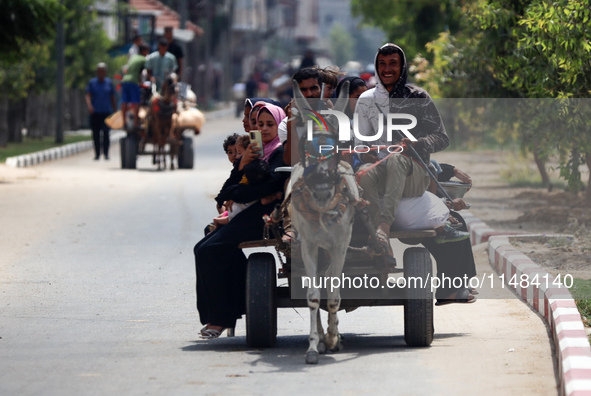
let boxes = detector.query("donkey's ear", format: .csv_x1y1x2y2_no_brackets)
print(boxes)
292,79,310,117
332,80,350,113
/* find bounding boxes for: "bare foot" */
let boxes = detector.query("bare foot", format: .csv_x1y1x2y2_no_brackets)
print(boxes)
213,216,229,227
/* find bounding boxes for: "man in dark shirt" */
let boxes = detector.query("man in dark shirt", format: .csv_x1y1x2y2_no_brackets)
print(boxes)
85,63,117,160
164,26,184,79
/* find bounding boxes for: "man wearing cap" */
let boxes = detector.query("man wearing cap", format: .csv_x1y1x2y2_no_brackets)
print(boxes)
85,63,117,160
163,26,184,79
145,38,178,90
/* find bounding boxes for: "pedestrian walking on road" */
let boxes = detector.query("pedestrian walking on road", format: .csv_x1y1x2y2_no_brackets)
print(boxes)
85,63,117,160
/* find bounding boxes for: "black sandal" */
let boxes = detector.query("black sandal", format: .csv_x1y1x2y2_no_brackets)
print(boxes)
435,288,477,306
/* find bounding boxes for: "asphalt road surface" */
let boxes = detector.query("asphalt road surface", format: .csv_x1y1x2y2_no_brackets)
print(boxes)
1,115,558,395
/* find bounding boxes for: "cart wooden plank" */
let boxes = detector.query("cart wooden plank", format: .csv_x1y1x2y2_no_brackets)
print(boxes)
238,230,436,250
389,229,436,239
238,239,279,249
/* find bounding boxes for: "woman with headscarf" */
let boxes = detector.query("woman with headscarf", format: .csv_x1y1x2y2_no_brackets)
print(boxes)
241,97,282,133
195,103,288,339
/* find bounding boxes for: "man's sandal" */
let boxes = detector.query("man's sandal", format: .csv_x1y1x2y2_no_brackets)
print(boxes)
376,229,392,254
435,288,477,306
376,228,397,268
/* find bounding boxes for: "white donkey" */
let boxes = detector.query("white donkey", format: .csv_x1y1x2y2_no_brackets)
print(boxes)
289,81,361,364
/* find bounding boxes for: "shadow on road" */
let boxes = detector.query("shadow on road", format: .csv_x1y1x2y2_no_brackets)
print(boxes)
180,332,466,371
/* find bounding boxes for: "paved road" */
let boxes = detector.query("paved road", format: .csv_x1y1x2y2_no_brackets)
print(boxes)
0,116,558,395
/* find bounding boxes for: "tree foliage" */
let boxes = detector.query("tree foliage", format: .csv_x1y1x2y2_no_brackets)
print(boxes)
60,0,115,90
351,0,462,61
0,42,52,101
474,0,591,195
329,23,355,67
1,0,118,97
0,0,64,63
354,0,591,199
505,0,591,98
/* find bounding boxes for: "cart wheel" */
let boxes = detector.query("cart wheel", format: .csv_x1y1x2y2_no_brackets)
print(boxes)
403,247,434,347
246,252,277,348
178,136,194,169
120,135,137,169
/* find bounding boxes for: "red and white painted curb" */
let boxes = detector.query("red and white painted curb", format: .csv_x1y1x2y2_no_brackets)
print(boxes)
463,211,591,396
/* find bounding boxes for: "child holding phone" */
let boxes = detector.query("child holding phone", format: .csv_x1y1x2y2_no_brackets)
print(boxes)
213,135,271,227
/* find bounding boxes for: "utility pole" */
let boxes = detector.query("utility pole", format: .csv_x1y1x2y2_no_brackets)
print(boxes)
55,7,65,144
204,0,212,108
179,0,187,28
223,0,234,102
179,0,187,82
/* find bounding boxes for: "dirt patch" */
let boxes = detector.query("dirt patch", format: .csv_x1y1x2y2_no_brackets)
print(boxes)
513,190,591,227
510,235,591,279
432,150,591,279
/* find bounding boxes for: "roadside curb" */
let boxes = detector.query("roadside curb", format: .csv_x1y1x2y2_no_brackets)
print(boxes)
463,211,591,396
5,131,126,168
4,106,234,168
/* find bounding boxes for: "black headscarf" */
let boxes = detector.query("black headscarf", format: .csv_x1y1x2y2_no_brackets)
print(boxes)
244,97,281,109
335,76,366,97
335,76,367,117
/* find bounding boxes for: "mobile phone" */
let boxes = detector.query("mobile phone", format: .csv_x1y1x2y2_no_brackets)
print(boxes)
249,130,264,156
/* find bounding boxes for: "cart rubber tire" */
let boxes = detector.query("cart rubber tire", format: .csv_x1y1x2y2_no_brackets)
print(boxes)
246,252,277,348
120,135,137,169
403,247,434,347
178,136,194,169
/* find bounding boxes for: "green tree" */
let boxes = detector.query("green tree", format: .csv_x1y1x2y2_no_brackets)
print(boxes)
483,0,591,199
0,0,63,63
421,0,591,199
1,0,122,146
353,0,591,198
329,23,355,67
351,0,462,61
60,0,114,89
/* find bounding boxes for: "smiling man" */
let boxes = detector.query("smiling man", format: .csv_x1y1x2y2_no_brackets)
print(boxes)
353,43,468,255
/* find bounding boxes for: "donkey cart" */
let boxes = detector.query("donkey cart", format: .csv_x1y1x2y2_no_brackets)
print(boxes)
120,82,200,170
119,129,195,170
238,221,436,349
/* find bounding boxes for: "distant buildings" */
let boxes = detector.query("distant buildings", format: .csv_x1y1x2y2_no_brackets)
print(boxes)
94,0,383,103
